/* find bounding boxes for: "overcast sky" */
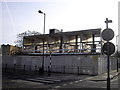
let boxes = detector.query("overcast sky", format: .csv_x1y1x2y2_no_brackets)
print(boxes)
1,0,119,45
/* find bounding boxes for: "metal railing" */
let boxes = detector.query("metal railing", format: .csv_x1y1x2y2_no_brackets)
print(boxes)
2,64,96,75
22,48,101,55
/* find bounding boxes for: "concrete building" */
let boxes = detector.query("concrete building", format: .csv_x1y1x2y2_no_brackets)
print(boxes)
1,44,21,55
23,28,102,54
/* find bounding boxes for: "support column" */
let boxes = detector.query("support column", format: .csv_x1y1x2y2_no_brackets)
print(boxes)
59,36,63,53
92,34,96,52
35,45,37,53
75,35,78,52
80,35,83,53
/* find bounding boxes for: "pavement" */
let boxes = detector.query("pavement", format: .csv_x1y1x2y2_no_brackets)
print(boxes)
52,69,119,89
85,69,119,81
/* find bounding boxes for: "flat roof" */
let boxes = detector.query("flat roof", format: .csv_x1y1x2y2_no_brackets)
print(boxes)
24,28,101,40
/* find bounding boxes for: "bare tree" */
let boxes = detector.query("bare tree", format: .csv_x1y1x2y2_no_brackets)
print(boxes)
14,30,41,47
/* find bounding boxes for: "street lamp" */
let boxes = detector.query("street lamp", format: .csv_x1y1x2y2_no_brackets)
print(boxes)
38,10,46,72
38,10,46,35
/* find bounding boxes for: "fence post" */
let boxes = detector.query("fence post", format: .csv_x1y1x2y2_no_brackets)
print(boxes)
92,67,95,76
35,65,37,74
39,67,43,75
14,64,16,73
48,66,51,76
24,65,26,74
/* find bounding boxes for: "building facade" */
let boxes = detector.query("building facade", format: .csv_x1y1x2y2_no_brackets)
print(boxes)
2,44,21,55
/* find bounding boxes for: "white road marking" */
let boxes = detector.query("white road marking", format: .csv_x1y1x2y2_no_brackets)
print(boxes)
69,82,73,84
79,80,83,81
62,84,67,86
54,86,60,88
74,81,79,83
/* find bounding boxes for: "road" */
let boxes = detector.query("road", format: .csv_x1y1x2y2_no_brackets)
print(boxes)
2,71,119,90
2,72,90,89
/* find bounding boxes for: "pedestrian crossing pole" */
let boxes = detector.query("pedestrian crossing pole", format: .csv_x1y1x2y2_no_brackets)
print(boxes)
48,51,52,76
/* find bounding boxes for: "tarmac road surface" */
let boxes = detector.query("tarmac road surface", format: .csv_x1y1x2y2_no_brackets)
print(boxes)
2,72,90,89
2,70,119,90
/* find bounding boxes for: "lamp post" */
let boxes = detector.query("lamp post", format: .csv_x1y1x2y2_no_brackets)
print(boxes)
38,10,46,72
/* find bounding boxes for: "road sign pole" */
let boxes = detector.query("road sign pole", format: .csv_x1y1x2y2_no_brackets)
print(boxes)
102,18,114,90
107,54,110,90
106,19,110,90
107,41,110,90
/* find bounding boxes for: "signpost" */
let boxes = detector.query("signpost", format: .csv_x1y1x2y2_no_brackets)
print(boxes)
102,18,115,90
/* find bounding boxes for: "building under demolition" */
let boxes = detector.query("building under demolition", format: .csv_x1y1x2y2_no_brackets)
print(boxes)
23,28,102,54
2,28,117,75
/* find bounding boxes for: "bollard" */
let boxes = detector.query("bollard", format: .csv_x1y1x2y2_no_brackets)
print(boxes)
24,65,26,74
14,64,16,73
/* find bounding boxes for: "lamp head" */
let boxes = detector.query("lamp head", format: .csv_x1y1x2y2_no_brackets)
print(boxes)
38,10,43,14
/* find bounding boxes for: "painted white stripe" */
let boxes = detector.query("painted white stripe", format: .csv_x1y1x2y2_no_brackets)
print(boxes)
79,80,83,81
74,81,79,83
63,84,67,86
55,86,60,88
69,82,73,84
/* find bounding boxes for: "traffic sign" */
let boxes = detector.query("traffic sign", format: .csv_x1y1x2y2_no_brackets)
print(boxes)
102,42,115,55
101,28,114,41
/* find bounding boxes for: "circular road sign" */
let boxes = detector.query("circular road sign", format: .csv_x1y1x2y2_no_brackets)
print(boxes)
101,28,114,41
102,42,115,55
